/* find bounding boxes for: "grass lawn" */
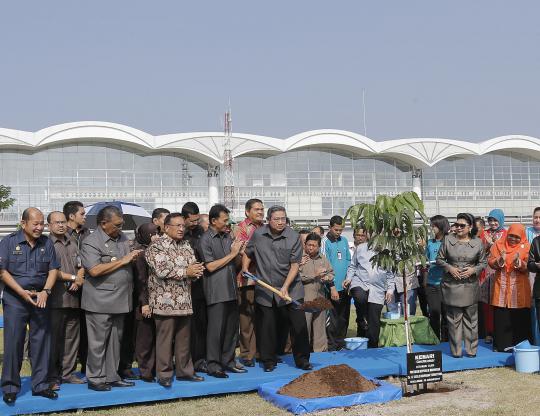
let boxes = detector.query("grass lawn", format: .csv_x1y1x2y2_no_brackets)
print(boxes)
0,309,536,415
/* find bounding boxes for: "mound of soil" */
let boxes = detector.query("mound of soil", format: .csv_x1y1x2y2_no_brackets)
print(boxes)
301,297,333,311
278,364,378,399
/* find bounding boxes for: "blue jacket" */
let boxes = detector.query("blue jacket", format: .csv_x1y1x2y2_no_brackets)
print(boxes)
322,233,351,291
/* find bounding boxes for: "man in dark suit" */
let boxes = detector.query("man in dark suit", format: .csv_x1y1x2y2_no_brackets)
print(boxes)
197,204,245,378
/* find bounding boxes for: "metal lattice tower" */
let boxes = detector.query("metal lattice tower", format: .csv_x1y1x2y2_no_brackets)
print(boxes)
223,110,235,211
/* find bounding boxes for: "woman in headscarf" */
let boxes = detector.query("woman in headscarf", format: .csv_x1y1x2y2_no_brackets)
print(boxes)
133,222,159,382
488,224,532,352
479,208,507,344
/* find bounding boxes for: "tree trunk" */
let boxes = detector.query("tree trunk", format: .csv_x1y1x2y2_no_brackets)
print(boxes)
403,269,412,353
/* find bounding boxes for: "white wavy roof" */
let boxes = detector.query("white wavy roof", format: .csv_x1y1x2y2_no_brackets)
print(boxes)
1,121,539,168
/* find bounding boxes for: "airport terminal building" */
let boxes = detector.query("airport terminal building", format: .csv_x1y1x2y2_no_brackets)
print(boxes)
1,121,540,222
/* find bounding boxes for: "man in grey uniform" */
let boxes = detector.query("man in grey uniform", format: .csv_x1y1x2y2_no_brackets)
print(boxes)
243,205,311,372
80,205,143,391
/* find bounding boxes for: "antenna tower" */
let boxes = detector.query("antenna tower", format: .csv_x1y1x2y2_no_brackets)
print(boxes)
223,110,235,211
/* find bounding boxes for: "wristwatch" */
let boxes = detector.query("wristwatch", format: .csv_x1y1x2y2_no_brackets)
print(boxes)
44,288,52,296
71,275,76,282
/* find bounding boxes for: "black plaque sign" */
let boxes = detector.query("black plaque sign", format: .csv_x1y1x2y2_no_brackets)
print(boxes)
406,351,442,385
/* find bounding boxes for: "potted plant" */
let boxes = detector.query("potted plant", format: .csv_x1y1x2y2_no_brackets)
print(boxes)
345,191,429,352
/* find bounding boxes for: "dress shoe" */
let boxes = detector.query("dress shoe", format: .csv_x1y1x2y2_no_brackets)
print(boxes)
226,366,247,374
120,369,140,380
158,377,173,387
109,380,135,388
264,364,276,373
466,354,476,358
240,358,255,367
3,393,16,404
140,376,155,383
62,375,86,384
32,389,58,399
208,370,228,378
88,382,111,392
297,362,313,371
177,374,205,382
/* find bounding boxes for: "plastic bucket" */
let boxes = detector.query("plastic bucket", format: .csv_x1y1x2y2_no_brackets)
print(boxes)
514,346,540,373
344,337,368,350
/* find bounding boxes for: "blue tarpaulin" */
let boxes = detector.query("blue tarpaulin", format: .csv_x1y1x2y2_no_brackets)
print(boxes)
0,341,512,415
258,376,402,414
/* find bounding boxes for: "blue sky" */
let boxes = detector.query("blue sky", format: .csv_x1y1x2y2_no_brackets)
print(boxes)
0,1,538,141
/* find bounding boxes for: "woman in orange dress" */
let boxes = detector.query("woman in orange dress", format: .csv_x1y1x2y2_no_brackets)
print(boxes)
488,224,532,352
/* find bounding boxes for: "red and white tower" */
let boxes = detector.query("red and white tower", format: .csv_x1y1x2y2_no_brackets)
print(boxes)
223,110,235,211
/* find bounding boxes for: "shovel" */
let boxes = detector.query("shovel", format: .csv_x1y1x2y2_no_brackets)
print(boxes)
242,271,320,312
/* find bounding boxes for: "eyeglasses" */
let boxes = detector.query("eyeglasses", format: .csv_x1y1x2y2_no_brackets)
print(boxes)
50,221,67,225
455,223,468,229
167,223,185,229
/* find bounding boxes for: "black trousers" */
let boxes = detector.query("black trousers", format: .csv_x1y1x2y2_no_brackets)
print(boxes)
350,287,369,337
367,303,384,348
493,306,531,352
191,296,208,370
135,317,156,379
416,274,429,317
258,300,310,367
1,295,51,394
118,309,136,373
78,308,88,374
331,289,351,339
425,284,447,341
206,300,239,373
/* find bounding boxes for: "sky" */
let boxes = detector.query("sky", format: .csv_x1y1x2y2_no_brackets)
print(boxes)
0,1,539,141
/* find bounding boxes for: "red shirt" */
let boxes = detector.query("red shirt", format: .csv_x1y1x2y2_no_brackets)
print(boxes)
235,218,263,287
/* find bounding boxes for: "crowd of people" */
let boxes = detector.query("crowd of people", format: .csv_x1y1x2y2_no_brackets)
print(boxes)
0,199,539,405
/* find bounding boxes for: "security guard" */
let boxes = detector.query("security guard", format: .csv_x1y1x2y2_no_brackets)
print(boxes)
0,208,60,404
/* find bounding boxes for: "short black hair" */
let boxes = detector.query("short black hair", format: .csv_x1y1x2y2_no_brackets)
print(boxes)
245,198,263,211
298,229,311,235
96,205,122,224
353,225,367,234
209,204,230,224
430,215,450,235
164,212,184,226
312,225,325,234
181,202,199,218
456,212,478,238
305,232,322,246
329,215,344,227
534,207,540,215
63,201,84,220
267,205,286,220
474,216,485,227
152,208,170,220
47,211,64,224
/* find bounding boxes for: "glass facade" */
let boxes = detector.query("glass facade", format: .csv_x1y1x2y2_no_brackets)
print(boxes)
0,143,539,222
0,143,208,222
422,151,540,218
233,149,412,218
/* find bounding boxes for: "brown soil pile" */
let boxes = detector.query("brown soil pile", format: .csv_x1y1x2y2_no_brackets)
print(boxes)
278,364,378,399
301,297,333,311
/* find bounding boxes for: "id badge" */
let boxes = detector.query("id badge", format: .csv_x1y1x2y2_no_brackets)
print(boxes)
337,251,342,260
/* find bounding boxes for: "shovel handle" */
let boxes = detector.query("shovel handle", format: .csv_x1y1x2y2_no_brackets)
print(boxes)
243,272,292,302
